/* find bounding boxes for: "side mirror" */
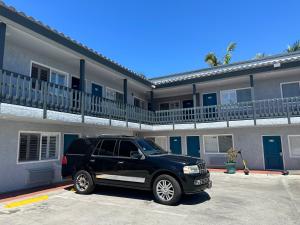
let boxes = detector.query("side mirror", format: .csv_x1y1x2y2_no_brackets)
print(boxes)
130,151,142,159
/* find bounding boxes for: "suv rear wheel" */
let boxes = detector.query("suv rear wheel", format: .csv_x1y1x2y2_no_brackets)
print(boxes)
74,170,95,194
153,174,182,205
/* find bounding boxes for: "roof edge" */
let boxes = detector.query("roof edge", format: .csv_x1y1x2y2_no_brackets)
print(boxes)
0,1,153,87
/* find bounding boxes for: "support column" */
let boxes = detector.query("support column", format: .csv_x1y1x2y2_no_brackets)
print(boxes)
79,59,85,91
250,75,256,125
193,84,197,128
123,79,128,104
150,90,154,111
0,23,7,69
80,59,85,123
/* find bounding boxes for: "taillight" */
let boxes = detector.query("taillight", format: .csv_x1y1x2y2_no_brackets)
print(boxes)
62,155,68,165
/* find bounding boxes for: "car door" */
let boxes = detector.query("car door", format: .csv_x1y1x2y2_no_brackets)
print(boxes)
114,140,150,189
90,139,120,185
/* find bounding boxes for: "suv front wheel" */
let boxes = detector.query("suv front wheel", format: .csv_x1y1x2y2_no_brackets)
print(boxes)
74,170,95,194
153,174,182,205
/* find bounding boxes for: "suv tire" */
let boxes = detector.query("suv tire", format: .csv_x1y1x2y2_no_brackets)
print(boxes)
74,170,95,194
153,174,182,205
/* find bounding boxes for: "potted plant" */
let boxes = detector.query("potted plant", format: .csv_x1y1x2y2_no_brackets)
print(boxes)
225,148,239,174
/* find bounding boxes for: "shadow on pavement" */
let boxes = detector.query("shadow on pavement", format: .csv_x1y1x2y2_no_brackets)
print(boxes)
67,185,211,206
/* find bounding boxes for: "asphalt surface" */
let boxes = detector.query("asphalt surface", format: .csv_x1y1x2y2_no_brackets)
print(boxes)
0,173,299,225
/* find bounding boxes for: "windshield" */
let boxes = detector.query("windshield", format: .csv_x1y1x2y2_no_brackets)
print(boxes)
137,138,168,156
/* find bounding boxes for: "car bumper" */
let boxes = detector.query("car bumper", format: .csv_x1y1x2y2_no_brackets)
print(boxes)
180,171,212,194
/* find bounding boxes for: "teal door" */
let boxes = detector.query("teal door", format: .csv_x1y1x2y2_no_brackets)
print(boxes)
262,136,284,170
170,137,182,155
187,136,200,157
92,83,103,97
64,134,80,154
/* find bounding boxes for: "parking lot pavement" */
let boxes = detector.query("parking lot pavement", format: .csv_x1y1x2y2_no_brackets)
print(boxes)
0,173,300,225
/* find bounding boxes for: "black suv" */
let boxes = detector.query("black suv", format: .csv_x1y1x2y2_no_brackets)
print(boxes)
62,135,211,205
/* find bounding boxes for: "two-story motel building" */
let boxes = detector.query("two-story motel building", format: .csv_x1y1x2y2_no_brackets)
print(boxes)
0,2,300,193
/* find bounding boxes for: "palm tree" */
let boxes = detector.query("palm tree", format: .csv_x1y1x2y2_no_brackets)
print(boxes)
223,42,236,65
287,40,300,53
204,42,236,67
204,52,220,67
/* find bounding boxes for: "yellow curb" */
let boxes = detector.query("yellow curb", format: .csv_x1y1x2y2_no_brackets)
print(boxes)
4,195,49,208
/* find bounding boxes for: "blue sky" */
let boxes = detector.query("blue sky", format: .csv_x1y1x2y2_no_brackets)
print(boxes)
4,0,300,78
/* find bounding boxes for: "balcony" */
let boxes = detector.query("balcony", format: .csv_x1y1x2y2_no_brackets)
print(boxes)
1,69,300,130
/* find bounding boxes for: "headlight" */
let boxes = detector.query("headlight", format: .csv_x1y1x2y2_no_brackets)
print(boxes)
183,165,200,174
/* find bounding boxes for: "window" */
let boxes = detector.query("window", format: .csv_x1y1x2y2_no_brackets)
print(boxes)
134,97,146,109
41,135,59,160
159,101,180,110
97,139,116,156
289,135,300,157
159,103,169,110
18,132,60,162
31,63,50,89
50,70,68,87
281,82,300,98
118,141,138,157
106,87,124,103
220,88,252,105
204,135,233,153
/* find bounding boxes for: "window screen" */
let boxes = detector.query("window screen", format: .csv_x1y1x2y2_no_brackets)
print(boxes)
236,88,252,103
204,136,218,153
218,135,233,153
220,90,236,105
289,136,300,157
118,141,138,157
98,140,116,156
41,135,59,160
19,133,41,162
282,82,300,98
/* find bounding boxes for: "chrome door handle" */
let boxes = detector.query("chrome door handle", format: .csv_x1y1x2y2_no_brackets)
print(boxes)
118,161,124,164
90,159,95,163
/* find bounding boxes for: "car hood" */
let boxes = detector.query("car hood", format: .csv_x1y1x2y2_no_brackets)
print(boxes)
151,154,204,166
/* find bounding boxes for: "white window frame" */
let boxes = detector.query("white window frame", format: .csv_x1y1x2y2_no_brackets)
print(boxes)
220,87,251,105
203,134,234,154
17,131,61,164
280,81,300,98
30,61,69,88
105,87,123,101
288,135,300,158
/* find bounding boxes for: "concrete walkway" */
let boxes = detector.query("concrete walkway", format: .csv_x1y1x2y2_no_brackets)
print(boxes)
0,173,299,225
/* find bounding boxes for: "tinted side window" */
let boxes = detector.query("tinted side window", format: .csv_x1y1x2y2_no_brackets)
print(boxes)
98,139,116,156
118,141,138,157
67,138,99,155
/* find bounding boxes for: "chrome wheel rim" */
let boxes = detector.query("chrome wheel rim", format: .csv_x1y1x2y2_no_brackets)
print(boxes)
76,174,89,192
156,179,174,201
